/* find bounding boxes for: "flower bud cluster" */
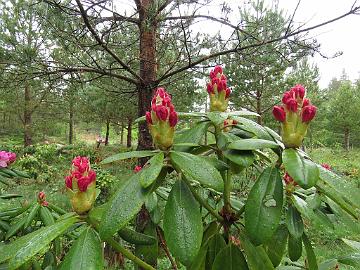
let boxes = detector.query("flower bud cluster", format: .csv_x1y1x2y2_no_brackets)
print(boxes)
146,88,178,150
272,84,317,148
0,151,16,168
223,119,238,132
207,65,231,112
38,191,48,206
65,156,96,214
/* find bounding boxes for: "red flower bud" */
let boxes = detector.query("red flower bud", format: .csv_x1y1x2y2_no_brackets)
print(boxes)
209,70,215,79
292,84,306,99
283,172,298,186
169,111,178,127
286,99,298,112
134,165,142,173
301,105,317,122
146,111,152,125
207,83,214,94
156,87,166,98
38,191,46,201
211,77,220,86
225,87,231,99
218,80,227,91
214,65,223,75
220,74,227,81
282,90,294,105
155,105,168,121
65,175,73,189
272,106,286,122
321,163,331,170
302,98,310,107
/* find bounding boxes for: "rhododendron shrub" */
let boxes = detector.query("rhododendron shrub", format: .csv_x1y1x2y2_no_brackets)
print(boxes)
1,67,359,270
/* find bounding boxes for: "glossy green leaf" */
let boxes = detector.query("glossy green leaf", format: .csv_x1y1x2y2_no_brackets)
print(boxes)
139,152,164,188
203,157,229,171
265,224,288,267
286,205,304,239
206,234,226,269
170,151,223,192
342,239,360,251
282,149,319,189
59,227,103,270
206,112,227,125
302,234,318,270
163,180,203,266
0,220,10,232
0,194,22,199
0,174,12,185
338,253,360,267
100,150,158,165
24,204,40,228
223,150,255,168
39,206,55,226
5,217,26,240
318,259,338,270
135,221,158,267
245,166,283,245
228,139,279,150
212,244,249,270
288,234,302,262
118,227,156,245
99,173,149,239
175,121,210,145
7,216,78,269
228,110,259,117
233,117,273,140
239,232,275,270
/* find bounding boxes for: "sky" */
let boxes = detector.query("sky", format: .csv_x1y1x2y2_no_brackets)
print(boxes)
277,0,360,88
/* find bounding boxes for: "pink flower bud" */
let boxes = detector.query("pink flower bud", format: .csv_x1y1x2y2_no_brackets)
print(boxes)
283,172,298,186
282,90,294,105
225,87,231,99
156,87,166,98
302,98,310,107
292,84,306,99
301,105,317,122
207,83,214,94
214,65,223,75
321,163,331,170
220,74,227,81
38,191,46,201
0,151,17,168
286,99,298,112
210,70,215,79
272,106,286,122
65,175,73,189
169,111,178,127
146,111,153,125
155,105,168,121
218,80,227,92
134,165,142,173
211,77,220,86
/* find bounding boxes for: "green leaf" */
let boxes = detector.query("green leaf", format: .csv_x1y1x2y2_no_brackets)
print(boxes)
302,234,318,270
99,173,149,239
5,217,26,240
239,232,275,270
139,152,164,188
170,151,224,192
206,234,226,269
100,150,158,165
118,227,156,246
175,121,210,145
288,234,302,262
163,180,203,266
228,139,279,150
342,239,360,251
338,253,360,267
5,216,78,269
59,227,103,270
318,259,338,270
233,117,273,140
212,244,249,270
0,194,22,199
206,112,227,125
24,204,40,228
245,167,283,245
228,110,259,117
286,205,304,239
223,150,255,168
282,149,319,189
265,224,288,267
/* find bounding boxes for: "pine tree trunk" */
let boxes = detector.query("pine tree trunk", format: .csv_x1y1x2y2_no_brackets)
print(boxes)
120,122,124,145
69,99,74,144
24,83,32,147
344,128,350,151
127,117,132,148
256,88,262,125
105,119,110,146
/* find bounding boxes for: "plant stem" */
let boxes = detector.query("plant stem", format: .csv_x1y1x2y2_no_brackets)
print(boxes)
181,175,223,222
223,169,232,212
106,238,156,270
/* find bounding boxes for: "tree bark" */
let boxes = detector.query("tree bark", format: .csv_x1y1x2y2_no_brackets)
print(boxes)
344,127,350,151
24,83,32,147
69,99,74,144
105,119,110,146
137,0,157,153
120,121,124,145
256,88,262,125
126,117,132,148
